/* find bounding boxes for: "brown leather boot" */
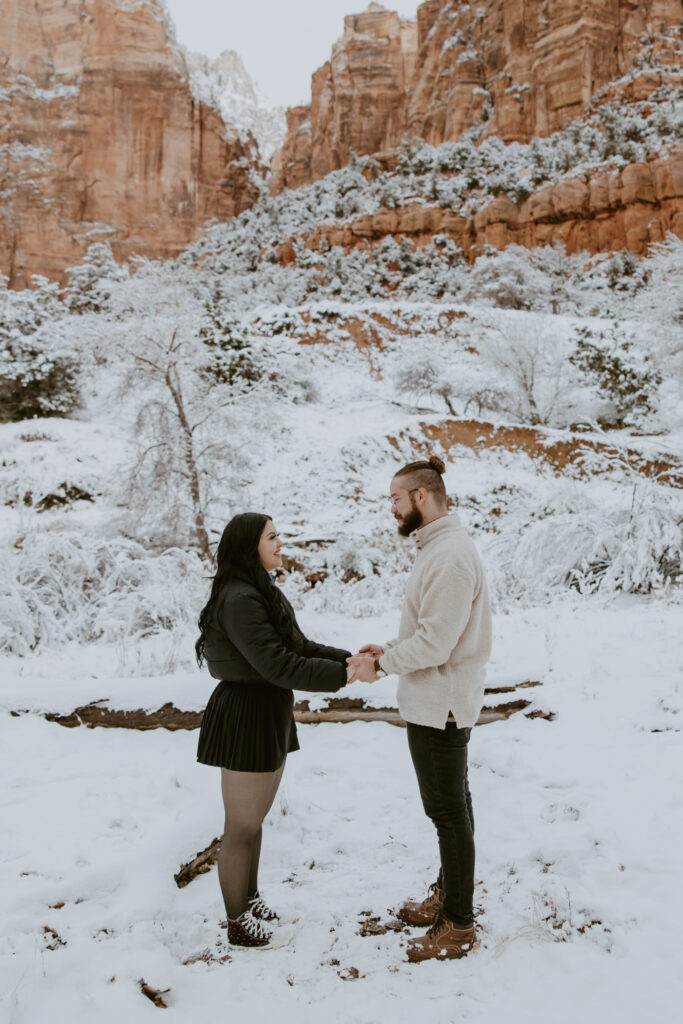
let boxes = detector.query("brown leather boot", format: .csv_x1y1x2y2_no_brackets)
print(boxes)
405,912,476,962
397,880,443,926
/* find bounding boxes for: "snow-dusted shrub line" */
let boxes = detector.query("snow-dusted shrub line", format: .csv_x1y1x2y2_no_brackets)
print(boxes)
465,458,683,600
2,461,681,658
0,532,206,655
180,232,683,323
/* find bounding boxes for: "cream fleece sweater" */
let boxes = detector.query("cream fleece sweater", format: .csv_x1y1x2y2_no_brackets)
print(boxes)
378,514,492,729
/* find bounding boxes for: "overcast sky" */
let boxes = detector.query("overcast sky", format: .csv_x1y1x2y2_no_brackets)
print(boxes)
164,0,419,108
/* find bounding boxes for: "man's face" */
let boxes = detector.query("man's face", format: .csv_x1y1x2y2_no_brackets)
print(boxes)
390,478,423,537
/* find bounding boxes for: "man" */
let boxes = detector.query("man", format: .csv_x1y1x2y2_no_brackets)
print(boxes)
347,455,492,963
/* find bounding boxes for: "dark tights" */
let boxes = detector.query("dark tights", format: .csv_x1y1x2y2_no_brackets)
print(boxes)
219,762,285,920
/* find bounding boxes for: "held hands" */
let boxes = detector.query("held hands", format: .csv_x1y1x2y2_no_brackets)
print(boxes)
358,643,384,657
345,644,385,684
346,662,360,684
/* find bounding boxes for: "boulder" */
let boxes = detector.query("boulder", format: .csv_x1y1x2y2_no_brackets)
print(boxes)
552,179,589,219
621,164,656,205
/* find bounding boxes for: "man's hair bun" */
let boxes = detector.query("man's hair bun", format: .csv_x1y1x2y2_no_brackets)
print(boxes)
394,454,447,502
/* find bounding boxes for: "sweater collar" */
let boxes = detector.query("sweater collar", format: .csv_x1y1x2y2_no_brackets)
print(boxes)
414,513,463,550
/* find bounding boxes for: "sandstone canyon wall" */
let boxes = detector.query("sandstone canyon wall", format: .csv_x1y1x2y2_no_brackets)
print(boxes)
272,0,682,192
0,0,262,287
271,3,418,191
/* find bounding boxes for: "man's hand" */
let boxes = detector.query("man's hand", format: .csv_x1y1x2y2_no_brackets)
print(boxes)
346,654,379,683
357,643,384,657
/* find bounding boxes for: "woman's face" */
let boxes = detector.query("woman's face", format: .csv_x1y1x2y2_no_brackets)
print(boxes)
257,519,283,572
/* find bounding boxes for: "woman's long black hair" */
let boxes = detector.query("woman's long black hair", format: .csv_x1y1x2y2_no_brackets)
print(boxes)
195,512,295,666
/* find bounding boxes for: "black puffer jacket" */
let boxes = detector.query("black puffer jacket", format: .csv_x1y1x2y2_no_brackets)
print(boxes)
204,577,350,693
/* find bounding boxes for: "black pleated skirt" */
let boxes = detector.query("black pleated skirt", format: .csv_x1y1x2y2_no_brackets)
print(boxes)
196,679,300,773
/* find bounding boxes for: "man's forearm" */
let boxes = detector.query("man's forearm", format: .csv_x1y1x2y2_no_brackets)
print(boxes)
380,631,454,676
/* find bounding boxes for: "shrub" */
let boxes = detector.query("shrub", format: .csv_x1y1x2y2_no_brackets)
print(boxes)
0,277,80,422
465,246,554,311
0,531,205,655
64,243,127,314
198,286,262,391
484,463,683,599
394,356,458,415
465,313,581,427
569,326,661,426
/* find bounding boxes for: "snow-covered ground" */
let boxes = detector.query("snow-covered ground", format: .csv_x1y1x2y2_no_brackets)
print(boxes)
2,601,682,1023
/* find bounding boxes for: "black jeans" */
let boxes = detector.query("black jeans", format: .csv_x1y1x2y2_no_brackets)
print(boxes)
407,720,474,928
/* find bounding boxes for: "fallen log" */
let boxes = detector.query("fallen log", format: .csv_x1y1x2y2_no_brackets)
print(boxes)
42,701,203,731
11,681,547,731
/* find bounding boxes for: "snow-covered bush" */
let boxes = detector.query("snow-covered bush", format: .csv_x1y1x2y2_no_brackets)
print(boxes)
632,235,683,375
569,325,661,427
65,243,127,314
465,314,582,427
394,354,458,415
0,531,205,655
0,276,80,421
262,347,318,404
198,284,263,390
464,246,555,311
486,468,683,599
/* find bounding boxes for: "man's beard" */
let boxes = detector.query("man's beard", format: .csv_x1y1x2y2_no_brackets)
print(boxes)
396,497,423,537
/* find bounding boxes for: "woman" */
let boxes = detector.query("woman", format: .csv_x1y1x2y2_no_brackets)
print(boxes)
195,512,352,948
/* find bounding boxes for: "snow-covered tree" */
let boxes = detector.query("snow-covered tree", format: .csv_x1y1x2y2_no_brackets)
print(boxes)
469,313,581,426
106,262,263,559
0,275,80,421
569,325,661,427
65,242,127,314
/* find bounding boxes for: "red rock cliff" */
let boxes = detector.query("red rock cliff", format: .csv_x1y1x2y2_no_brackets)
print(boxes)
407,0,682,145
271,2,418,192
272,0,682,192
0,0,262,287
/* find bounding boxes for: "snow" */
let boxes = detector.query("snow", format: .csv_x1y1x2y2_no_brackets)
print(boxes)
183,47,285,162
1,601,682,1022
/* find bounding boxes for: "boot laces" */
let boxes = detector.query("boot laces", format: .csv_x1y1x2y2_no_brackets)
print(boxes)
240,908,271,941
248,893,270,917
427,910,447,937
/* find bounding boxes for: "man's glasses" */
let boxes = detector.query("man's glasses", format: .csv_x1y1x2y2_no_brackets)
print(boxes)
389,487,419,507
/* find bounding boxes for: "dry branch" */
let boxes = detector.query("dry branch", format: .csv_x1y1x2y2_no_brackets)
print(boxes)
174,836,222,889
139,979,169,1009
